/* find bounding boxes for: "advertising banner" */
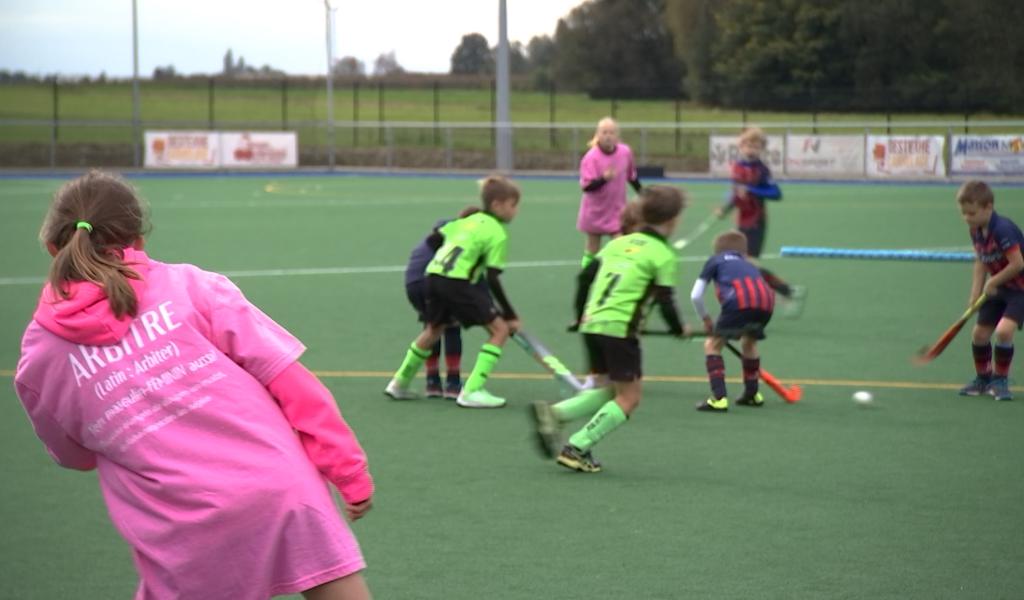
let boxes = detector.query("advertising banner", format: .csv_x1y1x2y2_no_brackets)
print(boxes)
144,131,218,168
950,135,1024,175
866,136,946,177
709,135,784,175
219,132,298,168
785,135,865,176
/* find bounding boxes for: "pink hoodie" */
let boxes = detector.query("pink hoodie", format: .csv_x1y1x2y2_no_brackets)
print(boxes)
15,248,371,599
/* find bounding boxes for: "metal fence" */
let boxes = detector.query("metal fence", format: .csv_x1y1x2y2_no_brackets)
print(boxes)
3,116,1023,172
4,78,1023,171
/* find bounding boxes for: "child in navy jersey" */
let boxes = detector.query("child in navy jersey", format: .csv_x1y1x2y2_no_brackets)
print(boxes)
691,230,774,411
957,180,1024,401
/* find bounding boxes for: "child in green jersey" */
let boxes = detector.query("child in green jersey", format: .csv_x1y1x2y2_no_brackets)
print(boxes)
532,186,689,472
385,176,522,409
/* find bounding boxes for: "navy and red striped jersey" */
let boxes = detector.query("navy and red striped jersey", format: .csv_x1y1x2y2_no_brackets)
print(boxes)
729,159,781,230
699,251,775,313
972,211,1024,291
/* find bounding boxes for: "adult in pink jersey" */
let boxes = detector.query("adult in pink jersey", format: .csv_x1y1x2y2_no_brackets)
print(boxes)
14,171,374,600
576,117,641,268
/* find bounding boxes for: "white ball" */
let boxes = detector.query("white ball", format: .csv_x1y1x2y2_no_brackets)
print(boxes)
852,390,874,404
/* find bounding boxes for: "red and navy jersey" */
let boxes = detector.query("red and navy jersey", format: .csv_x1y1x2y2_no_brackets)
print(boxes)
972,211,1024,291
729,159,780,230
699,251,775,313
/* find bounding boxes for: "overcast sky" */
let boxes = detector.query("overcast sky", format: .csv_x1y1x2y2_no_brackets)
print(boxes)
0,0,583,77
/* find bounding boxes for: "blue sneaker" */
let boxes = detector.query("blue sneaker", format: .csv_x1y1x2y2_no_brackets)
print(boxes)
444,379,462,400
958,376,991,397
989,376,1013,401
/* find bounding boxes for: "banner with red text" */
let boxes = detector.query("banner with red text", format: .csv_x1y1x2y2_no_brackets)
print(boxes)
144,131,219,168
866,136,946,177
219,132,298,168
145,131,297,168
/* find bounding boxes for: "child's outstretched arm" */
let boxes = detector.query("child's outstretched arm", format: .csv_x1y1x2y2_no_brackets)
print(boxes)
969,259,987,305
746,165,782,200
267,362,374,515
652,285,686,336
745,171,782,200
570,259,601,330
486,267,518,322
690,278,715,334
14,384,97,471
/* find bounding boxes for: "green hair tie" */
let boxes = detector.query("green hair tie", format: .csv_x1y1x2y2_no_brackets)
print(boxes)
76,221,93,233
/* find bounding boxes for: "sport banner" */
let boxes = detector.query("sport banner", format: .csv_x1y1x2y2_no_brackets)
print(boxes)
950,135,1024,175
144,131,219,168
219,132,298,168
709,135,784,175
785,135,865,176
145,131,298,168
866,136,946,177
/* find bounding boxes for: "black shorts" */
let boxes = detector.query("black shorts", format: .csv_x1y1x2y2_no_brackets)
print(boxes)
405,280,428,322
716,309,772,340
740,226,766,258
978,289,1024,329
583,333,642,382
424,274,498,328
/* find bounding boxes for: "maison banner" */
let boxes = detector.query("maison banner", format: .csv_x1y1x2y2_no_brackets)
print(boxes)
950,135,1024,175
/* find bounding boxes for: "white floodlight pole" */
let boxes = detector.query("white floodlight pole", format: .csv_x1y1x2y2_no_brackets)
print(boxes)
325,0,336,170
131,0,141,167
495,0,513,171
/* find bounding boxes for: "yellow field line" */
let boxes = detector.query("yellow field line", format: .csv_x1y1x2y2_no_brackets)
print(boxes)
0,368,1011,392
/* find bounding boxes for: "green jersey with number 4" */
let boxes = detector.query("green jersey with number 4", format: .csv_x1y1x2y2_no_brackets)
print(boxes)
580,231,678,338
426,212,508,282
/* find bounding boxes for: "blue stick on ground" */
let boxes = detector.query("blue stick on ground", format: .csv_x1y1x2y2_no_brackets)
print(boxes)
780,247,974,262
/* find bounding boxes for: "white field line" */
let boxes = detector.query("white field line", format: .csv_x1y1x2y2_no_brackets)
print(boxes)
0,244,973,287
0,254,765,286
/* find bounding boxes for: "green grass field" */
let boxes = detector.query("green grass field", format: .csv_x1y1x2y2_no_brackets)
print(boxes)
2,81,1021,149
1,174,1023,598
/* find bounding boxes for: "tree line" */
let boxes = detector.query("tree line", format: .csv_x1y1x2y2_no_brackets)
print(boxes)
5,0,1019,112
449,0,1022,112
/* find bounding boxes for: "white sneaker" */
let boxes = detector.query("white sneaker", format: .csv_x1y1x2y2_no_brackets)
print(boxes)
456,389,507,408
384,378,417,400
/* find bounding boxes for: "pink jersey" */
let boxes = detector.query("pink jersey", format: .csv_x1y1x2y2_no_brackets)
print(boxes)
577,143,637,235
15,249,368,599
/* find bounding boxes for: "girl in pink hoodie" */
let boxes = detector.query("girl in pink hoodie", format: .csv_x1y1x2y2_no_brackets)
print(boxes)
15,171,374,600
576,117,641,269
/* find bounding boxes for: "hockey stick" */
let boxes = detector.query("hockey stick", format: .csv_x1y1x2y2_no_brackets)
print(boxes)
672,212,718,250
723,342,802,403
512,329,586,397
642,330,801,403
913,294,987,365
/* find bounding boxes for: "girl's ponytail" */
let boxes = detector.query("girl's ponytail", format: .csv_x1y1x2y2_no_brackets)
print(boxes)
41,171,149,319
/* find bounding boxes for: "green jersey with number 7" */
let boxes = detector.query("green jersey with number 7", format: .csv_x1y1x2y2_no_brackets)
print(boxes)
580,230,678,338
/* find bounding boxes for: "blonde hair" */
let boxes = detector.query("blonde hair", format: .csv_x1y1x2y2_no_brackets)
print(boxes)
479,174,520,209
587,116,618,148
956,180,994,207
713,230,748,255
40,170,150,318
738,127,767,147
